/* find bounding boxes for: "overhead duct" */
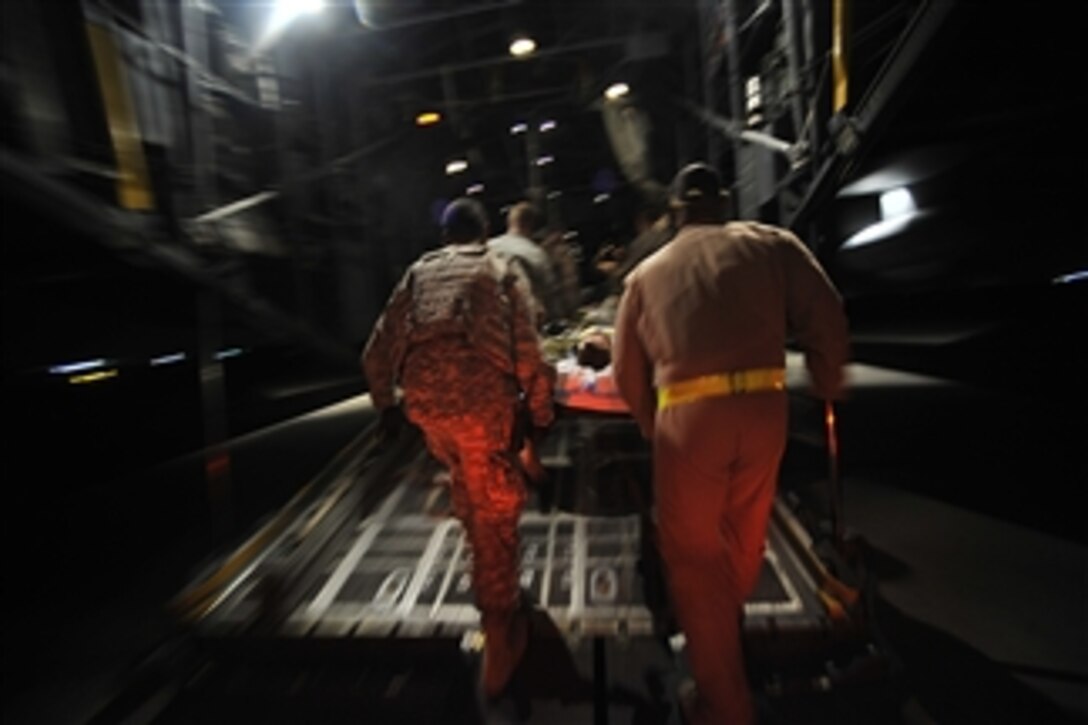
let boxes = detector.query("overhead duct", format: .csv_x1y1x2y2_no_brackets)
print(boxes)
601,98,655,195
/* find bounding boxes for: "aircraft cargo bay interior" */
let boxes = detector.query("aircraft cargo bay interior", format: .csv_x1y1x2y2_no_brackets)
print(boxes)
2,1,1085,724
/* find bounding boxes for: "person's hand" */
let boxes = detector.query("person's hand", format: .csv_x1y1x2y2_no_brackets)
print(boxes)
518,430,548,484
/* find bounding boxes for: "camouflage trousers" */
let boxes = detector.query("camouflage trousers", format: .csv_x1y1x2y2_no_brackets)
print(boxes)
402,342,526,617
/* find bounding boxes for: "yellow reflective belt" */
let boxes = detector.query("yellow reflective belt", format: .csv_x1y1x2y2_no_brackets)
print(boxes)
657,368,786,410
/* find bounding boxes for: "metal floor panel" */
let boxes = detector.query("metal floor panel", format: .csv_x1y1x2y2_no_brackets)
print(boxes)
200,505,833,645
188,413,857,656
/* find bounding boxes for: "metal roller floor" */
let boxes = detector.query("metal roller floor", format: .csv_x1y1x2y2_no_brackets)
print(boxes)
159,411,890,723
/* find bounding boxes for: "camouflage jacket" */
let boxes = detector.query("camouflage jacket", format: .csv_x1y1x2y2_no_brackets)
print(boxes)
362,242,555,427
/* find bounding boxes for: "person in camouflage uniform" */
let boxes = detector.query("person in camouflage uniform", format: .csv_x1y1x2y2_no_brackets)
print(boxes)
488,201,560,326
362,197,555,698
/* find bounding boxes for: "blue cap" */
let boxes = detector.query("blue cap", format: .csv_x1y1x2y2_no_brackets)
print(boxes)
441,197,488,241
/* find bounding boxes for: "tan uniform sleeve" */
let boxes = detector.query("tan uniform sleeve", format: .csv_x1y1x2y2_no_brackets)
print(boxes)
361,267,414,411
780,232,851,400
612,276,656,439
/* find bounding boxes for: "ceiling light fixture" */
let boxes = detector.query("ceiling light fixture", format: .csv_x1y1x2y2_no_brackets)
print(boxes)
446,159,468,175
49,358,108,375
879,187,916,220
509,36,537,57
1052,270,1087,285
604,82,630,100
539,119,557,132
415,111,442,126
150,353,186,366
266,0,325,37
69,369,119,385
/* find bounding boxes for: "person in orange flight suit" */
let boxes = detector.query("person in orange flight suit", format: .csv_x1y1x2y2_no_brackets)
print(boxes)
612,163,850,724
361,198,555,699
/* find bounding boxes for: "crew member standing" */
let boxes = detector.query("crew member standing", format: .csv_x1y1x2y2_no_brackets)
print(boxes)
362,198,555,699
612,163,850,724
488,200,560,326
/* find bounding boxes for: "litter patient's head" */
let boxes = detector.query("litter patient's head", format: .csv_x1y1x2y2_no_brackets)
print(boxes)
576,328,612,370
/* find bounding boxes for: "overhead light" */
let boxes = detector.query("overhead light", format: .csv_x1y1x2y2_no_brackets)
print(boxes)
215,347,244,360
69,369,119,385
535,155,554,166
266,0,325,36
1052,270,1088,285
604,82,629,100
466,183,485,195
415,111,442,127
879,187,916,220
510,122,528,135
547,190,562,199
150,352,187,366
594,193,610,204
285,0,325,13
539,120,557,132
841,186,920,249
446,159,468,175
509,36,536,57
842,210,929,249
49,358,108,375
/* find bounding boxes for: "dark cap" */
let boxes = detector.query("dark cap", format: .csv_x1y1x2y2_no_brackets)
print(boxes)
441,197,488,242
669,162,725,206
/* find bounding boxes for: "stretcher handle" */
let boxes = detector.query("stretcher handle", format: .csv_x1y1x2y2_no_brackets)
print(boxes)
825,399,843,547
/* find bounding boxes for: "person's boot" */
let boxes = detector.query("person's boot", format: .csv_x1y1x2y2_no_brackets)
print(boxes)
480,605,530,699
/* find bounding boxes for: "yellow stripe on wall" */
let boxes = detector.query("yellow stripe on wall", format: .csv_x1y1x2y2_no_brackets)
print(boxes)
85,20,155,211
832,0,849,113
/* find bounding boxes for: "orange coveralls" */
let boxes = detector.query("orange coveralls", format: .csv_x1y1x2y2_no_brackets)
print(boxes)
612,221,850,724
